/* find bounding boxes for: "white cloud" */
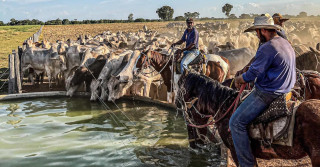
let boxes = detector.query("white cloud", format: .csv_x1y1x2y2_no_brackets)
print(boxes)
248,3,260,8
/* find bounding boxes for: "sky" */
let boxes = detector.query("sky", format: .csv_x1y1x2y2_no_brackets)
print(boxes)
0,0,320,23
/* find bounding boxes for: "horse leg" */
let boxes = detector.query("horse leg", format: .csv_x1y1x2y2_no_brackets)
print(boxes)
311,156,320,166
187,126,197,148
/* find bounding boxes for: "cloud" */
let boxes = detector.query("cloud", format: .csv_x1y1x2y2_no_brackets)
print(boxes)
248,3,260,8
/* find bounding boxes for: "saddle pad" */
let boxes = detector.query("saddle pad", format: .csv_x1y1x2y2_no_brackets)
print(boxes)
249,101,299,146
189,53,204,65
252,94,291,125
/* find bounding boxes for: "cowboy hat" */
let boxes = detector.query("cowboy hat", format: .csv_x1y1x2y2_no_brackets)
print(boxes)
272,13,289,22
244,13,281,32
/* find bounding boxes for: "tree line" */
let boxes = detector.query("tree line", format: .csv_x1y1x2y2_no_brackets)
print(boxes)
1,3,318,26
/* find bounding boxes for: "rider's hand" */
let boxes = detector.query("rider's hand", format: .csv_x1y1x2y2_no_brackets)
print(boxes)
235,75,245,89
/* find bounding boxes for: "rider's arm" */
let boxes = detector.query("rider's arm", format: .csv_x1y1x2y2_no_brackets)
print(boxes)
182,43,195,52
242,50,272,83
174,39,184,46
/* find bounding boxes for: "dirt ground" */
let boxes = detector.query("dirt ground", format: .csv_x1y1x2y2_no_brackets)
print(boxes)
227,150,311,167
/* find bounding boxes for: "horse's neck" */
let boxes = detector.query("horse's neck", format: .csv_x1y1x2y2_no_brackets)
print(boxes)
150,52,172,72
204,85,238,122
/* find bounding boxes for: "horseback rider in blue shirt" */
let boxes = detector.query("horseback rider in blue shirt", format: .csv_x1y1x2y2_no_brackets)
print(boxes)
231,14,296,167
171,18,199,74
272,13,289,40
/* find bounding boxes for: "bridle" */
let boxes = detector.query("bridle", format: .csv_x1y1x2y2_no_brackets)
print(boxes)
138,48,174,77
177,82,247,129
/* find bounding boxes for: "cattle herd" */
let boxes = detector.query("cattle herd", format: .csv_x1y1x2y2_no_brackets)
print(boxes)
20,20,320,103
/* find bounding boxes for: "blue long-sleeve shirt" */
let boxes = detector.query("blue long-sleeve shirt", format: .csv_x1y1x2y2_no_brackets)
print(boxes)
242,36,296,95
181,28,199,49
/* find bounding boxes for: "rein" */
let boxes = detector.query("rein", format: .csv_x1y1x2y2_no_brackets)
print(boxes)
187,84,246,128
139,49,174,76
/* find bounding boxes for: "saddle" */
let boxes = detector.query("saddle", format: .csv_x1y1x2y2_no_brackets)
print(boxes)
176,52,207,74
245,91,300,147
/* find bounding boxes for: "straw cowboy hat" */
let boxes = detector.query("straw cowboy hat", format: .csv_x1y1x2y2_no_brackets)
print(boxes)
272,13,289,22
244,13,281,32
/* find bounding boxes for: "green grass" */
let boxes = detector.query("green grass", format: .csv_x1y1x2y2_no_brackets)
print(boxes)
0,25,41,68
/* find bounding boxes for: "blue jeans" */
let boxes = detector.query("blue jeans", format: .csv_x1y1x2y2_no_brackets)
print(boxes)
229,89,280,167
181,49,199,73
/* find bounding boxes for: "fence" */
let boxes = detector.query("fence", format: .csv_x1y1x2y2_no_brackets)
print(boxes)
7,25,44,94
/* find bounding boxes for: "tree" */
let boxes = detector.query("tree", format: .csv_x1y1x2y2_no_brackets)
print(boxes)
156,5,174,21
298,11,307,17
184,12,200,19
128,13,133,22
56,18,62,25
239,13,251,19
134,18,145,22
0,21,4,26
174,16,185,21
62,19,70,25
229,14,237,19
222,3,233,17
9,18,17,25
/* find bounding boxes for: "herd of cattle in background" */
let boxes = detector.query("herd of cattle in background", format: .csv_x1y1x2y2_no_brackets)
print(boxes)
19,20,320,103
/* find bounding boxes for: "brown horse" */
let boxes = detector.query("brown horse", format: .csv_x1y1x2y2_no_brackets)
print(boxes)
176,72,320,166
135,49,229,102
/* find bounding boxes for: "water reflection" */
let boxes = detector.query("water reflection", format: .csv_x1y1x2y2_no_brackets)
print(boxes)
0,97,221,167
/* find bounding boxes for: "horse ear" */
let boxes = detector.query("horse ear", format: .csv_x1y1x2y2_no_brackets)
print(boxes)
309,47,318,53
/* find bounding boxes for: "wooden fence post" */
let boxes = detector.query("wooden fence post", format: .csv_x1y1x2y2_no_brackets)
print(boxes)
13,50,22,93
8,54,16,94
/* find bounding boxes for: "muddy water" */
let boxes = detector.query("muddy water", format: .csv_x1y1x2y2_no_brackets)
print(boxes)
0,97,222,167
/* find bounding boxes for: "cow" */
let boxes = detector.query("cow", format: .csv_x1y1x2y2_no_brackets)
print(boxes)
107,50,142,101
296,47,320,73
66,55,108,97
90,50,133,101
21,46,67,89
217,47,255,76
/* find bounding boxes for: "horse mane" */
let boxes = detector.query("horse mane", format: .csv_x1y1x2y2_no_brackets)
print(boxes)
183,72,238,115
149,50,171,66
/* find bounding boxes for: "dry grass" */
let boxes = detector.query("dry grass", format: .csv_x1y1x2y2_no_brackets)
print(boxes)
42,22,170,43
0,25,41,68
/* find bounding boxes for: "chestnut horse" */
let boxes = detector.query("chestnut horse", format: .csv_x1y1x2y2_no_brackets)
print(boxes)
135,49,230,102
176,72,320,166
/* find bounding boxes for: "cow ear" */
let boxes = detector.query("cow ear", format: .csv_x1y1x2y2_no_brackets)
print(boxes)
317,43,320,51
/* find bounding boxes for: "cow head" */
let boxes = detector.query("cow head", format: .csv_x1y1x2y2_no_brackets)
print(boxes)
70,66,88,87
107,75,131,101
58,42,68,55
65,73,80,97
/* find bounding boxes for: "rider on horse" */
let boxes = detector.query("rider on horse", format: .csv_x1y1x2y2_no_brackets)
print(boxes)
231,13,296,167
171,18,199,74
236,13,290,76
272,13,289,40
